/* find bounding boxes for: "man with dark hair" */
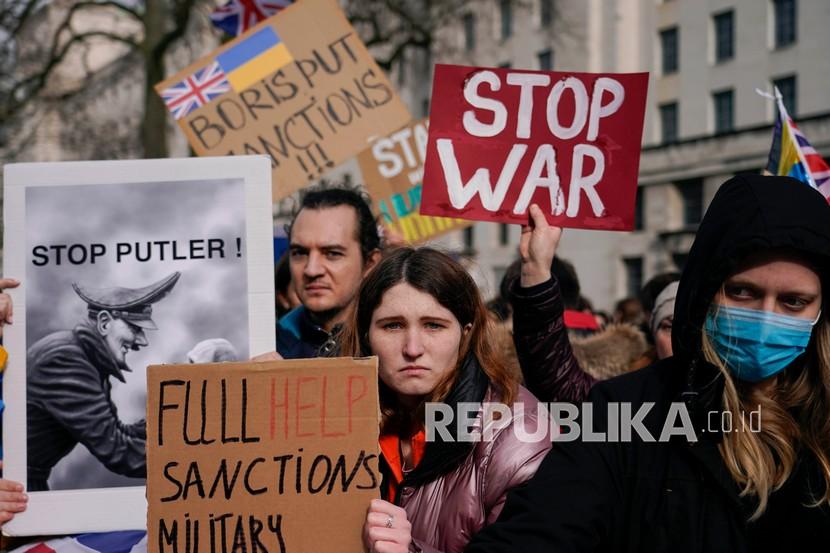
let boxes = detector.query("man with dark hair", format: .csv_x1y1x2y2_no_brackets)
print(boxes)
277,186,381,359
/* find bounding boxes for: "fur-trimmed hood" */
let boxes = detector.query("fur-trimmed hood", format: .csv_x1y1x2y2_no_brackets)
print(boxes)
569,323,649,380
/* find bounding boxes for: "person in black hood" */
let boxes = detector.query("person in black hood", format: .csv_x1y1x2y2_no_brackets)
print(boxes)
465,174,830,552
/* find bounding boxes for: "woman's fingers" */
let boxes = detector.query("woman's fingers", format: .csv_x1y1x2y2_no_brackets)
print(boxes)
250,351,283,362
367,498,406,518
528,204,548,230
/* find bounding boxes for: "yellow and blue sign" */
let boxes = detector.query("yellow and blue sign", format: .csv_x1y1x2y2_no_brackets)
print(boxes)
216,26,293,92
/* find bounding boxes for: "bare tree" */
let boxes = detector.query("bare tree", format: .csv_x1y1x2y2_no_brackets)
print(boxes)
345,0,474,71
0,0,537,162
0,0,209,158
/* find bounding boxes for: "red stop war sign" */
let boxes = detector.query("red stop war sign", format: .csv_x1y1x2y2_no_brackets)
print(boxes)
421,64,649,230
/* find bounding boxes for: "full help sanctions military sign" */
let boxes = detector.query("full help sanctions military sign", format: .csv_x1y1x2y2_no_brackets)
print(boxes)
420,65,648,230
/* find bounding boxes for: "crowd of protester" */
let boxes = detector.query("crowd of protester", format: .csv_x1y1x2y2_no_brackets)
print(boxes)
2,175,830,551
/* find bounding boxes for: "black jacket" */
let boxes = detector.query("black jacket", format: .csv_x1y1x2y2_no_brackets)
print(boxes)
467,175,830,552
275,306,338,359
27,324,146,490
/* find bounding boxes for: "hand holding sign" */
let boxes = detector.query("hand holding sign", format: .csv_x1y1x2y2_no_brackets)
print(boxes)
363,499,412,553
0,465,27,525
420,65,648,230
520,204,562,287
0,278,19,337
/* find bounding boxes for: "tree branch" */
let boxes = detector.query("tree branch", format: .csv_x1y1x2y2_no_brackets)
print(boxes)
67,0,143,24
154,0,201,58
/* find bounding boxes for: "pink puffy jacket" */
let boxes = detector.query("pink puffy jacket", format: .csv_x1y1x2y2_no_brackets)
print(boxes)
399,386,551,553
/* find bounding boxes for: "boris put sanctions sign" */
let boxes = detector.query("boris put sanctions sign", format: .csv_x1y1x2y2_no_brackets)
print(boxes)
146,357,380,553
421,64,648,230
156,0,410,201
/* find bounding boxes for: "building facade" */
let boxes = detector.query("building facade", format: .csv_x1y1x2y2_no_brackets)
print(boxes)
393,0,830,310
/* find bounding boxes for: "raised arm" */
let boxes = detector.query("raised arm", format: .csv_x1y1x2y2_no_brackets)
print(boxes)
512,205,595,403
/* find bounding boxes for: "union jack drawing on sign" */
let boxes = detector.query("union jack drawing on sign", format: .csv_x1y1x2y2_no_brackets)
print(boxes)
160,62,231,120
210,0,293,36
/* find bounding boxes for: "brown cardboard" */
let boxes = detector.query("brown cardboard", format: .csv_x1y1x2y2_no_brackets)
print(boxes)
146,357,379,553
357,118,471,244
156,0,411,202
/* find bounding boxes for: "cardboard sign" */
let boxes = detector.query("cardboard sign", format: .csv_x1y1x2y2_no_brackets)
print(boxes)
156,0,411,201
421,64,648,230
146,357,380,553
357,118,471,244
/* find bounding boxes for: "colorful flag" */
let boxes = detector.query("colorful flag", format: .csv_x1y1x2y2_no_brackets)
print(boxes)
10,532,147,553
766,87,830,200
215,26,293,92
159,61,231,120
210,0,293,37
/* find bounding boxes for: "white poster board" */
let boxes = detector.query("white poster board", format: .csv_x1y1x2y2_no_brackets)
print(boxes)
2,156,275,535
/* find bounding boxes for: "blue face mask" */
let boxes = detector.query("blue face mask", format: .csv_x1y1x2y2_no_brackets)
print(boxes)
704,305,821,382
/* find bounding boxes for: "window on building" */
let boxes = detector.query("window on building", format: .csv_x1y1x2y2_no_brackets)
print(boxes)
676,178,703,226
464,226,475,251
463,13,476,52
422,98,430,117
499,223,510,245
623,257,644,299
774,0,797,48
713,89,734,134
634,188,645,231
660,27,679,74
537,49,553,71
499,61,512,69
500,0,513,40
659,102,679,144
773,75,797,117
540,0,554,26
713,10,734,62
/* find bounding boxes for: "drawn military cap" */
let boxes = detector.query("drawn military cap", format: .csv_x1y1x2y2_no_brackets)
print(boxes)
72,271,181,330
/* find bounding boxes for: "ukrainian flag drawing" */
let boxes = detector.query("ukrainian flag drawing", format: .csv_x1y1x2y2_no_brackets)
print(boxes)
216,26,293,93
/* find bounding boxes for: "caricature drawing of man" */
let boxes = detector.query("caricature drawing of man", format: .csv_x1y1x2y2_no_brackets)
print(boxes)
26,272,180,491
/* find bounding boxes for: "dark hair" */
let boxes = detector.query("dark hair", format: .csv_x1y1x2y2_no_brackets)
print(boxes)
287,186,380,262
486,259,522,321
274,251,293,319
499,259,522,302
275,251,291,294
639,271,681,313
552,256,580,310
339,247,518,423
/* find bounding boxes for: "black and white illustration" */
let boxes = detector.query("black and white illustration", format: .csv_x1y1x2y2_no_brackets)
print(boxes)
3,157,274,535
26,178,248,492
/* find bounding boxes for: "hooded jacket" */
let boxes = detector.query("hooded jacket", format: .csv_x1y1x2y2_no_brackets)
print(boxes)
381,356,551,553
466,175,830,552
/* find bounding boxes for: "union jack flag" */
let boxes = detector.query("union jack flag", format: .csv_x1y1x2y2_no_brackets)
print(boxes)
160,62,231,120
10,531,147,553
210,0,293,37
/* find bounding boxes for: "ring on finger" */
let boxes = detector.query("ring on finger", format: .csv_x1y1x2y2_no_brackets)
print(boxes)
385,515,394,529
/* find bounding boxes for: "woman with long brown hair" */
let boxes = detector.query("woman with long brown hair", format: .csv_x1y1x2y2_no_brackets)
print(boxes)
339,247,550,553
468,174,830,552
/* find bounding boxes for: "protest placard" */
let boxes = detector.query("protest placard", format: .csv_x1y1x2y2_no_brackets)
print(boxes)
357,118,471,244
156,0,411,202
420,64,648,230
146,357,379,553
2,156,275,535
